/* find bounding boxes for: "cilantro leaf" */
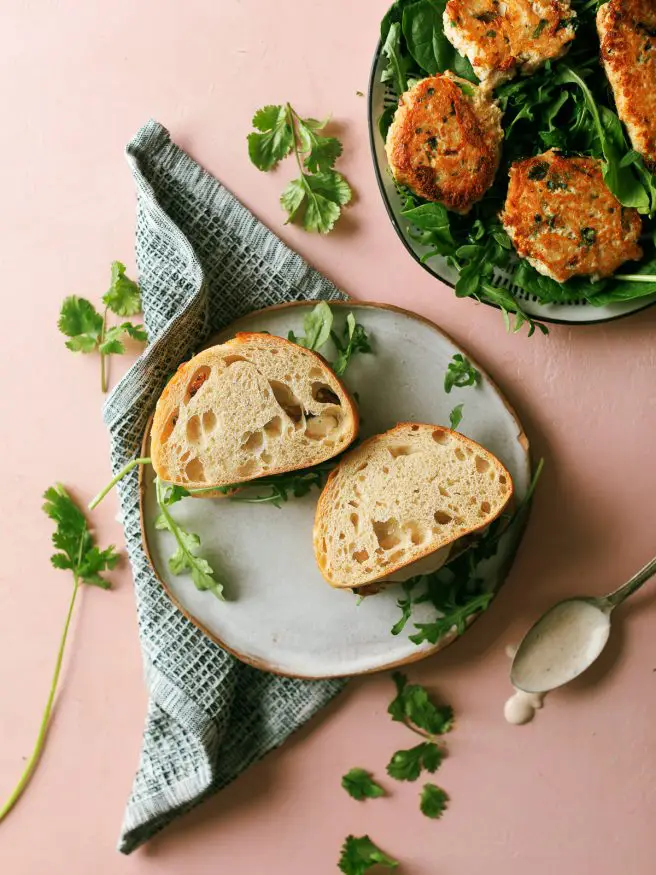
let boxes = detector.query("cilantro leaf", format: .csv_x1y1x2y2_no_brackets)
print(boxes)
154,477,225,600
341,768,385,801
388,672,454,737
247,105,294,171
2,485,119,820
449,403,464,429
332,312,372,376
419,783,449,819
284,170,351,234
102,261,142,316
58,297,104,352
444,354,480,393
338,836,398,875
99,321,148,355
296,116,343,172
386,742,443,781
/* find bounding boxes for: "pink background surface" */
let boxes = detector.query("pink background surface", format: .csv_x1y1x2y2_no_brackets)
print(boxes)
1,0,655,872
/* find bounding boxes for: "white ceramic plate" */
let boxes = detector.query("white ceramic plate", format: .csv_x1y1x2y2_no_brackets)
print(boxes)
368,47,656,326
141,302,531,678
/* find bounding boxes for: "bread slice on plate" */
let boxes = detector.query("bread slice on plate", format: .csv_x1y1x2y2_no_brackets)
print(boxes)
313,423,513,589
150,333,359,489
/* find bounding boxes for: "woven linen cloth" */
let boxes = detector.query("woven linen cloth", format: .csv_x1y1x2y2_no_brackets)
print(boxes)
104,120,347,853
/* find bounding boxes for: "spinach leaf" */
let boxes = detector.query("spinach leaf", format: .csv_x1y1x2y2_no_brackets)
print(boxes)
402,0,476,81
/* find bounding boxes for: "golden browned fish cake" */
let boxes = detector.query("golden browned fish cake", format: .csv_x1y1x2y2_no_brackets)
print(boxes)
444,0,576,89
500,150,643,282
598,0,656,170
385,73,503,214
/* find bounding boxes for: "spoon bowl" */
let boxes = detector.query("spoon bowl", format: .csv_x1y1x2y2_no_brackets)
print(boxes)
510,555,656,695
511,598,611,693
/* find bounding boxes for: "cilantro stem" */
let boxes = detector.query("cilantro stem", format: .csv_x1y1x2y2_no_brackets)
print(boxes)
613,274,656,282
0,575,80,822
285,102,323,219
88,456,152,510
100,305,109,393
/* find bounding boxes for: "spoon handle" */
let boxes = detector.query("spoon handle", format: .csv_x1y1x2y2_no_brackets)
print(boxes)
604,555,656,608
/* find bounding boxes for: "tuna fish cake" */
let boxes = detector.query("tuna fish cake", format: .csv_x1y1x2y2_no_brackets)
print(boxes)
444,0,576,89
598,0,656,170
501,150,643,282
385,73,503,214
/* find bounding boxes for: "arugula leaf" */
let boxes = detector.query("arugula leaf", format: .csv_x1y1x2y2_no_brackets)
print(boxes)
381,22,409,97
449,403,464,429
341,768,385,800
386,742,443,781
339,836,399,874
102,261,142,316
247,105,294,171
0,486,117,823
420,783,449,819
332,312,373,376
388,672,454,737
249,103,352,233
444,353,480,393
154,477,225,600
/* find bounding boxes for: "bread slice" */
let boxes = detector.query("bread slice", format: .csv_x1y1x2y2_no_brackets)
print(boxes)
313,423,513,589
150,333,359,489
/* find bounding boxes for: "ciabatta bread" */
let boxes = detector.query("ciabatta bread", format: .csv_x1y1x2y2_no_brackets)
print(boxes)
151,333,359,489
313,423,513,588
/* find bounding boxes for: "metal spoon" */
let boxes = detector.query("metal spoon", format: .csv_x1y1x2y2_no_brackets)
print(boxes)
511,555,656,694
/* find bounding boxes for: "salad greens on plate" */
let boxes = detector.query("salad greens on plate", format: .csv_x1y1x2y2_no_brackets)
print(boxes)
377,0,656,329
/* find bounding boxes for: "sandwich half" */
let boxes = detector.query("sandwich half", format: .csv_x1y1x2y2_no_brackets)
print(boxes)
313,423,513,589
151,333,359,489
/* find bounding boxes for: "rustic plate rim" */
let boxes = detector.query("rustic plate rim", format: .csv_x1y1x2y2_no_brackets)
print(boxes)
139,299,532,678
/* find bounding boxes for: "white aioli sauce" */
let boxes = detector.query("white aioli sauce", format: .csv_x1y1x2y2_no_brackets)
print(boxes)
381,545,451,582
504,689,546,725
512,599,610,693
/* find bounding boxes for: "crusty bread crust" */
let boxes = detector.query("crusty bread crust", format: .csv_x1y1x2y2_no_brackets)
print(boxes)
313,423,513,588
151,332,359,489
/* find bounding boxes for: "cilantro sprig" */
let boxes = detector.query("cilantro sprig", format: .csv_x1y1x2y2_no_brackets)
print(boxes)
338,836,398,874
0,486,118,822
341,768,385,801
248,104,352,234
386,672,452,820
288,302,372,373
58,261,147,392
